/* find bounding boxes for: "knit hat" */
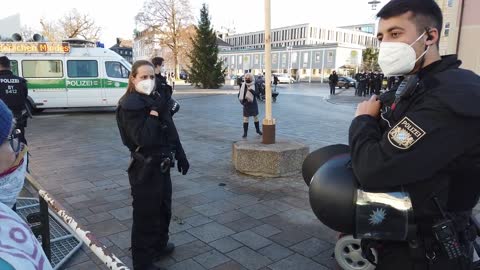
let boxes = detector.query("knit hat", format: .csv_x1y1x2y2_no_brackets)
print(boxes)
0,100,13,145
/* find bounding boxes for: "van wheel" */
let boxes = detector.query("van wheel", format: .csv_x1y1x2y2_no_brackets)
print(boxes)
346,85,350,89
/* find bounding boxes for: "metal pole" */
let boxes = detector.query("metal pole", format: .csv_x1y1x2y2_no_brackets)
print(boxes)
288,47,292,83
321,49,326,83
309,49,313,83
262,0,275,144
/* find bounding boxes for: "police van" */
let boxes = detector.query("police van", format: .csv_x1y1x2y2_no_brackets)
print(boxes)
0,38,132,112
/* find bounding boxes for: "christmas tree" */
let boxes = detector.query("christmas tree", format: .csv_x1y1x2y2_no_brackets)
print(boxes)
188,4,225,89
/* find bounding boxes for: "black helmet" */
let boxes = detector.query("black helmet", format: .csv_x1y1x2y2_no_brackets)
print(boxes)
309,153,357,234
307,146,413,240
302,144,350,186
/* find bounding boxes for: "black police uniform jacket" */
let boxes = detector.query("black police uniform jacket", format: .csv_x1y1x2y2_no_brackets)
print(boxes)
349,55,480,232
116,90,186,160
0,70,28,114
155,73,173,96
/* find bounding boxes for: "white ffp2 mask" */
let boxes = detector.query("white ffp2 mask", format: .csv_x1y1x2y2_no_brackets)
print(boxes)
378,32,429,76
135,79,155,95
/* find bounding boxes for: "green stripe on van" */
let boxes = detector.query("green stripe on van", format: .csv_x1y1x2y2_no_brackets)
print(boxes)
28,79,66,89
102,79,128,88
27,79,128,89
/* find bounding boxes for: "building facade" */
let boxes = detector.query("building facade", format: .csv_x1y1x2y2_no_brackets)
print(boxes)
220,43,364,82
222,23,378,50
110,38,133,63
339,23,376,35
435,0,480,74
133,29,163,61
0,14,21,39
219,23,375,82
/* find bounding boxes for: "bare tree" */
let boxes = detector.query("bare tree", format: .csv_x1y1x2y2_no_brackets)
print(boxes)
40,18,63,41
59,9,101,40
136,0,193,79
40,9,101,42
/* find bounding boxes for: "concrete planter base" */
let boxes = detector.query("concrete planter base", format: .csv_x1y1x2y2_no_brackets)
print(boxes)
232,140,309,177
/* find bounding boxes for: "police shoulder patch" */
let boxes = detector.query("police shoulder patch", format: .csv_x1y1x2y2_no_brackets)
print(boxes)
387,117,426,150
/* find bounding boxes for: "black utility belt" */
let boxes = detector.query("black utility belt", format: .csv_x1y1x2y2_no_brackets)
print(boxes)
131,151,175,174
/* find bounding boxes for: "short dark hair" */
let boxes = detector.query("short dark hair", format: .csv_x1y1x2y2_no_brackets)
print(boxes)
151,57,164,67
377,0,443,45
0,56,11,69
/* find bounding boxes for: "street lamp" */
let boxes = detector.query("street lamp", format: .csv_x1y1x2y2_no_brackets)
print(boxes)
368,0,381,10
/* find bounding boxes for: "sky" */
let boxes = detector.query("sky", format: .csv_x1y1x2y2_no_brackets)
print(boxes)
3,0,388,47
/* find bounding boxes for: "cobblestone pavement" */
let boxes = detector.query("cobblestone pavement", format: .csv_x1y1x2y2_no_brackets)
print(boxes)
26,83,361,270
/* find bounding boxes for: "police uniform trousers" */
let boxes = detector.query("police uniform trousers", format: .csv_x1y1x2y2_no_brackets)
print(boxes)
374,240,473,270
128,161,172,270
13,111,27,145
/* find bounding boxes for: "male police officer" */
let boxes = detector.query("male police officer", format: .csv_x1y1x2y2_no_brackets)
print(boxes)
0,56,28,145
152,57,172,96
349,0,480,269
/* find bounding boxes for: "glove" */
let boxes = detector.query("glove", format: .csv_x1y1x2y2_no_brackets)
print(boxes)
177,157,190,175
148,91,167,112
167,98,180,116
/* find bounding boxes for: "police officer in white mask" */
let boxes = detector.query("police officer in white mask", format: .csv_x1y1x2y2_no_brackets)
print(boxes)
349,0,480,269
116,60,189,270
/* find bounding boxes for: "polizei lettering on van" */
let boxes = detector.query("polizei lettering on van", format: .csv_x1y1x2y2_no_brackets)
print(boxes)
66,79,100,88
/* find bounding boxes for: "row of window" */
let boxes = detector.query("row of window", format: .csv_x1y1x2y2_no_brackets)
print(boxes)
117,50,133,56
226,27,307,47
225,51,335,66
10,60,129,79
226,28,377,48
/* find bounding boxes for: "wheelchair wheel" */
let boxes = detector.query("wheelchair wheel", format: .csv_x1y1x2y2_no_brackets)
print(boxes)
334,235,376,270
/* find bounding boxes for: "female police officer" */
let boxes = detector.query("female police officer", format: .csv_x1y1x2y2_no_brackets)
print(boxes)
116,60,189,270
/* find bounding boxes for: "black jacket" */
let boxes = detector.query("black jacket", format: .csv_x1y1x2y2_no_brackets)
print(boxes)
116,91,186,160
238,83,259,117
349,56,480,227
155,73,172,96
0,70,28,113
329,73,338,84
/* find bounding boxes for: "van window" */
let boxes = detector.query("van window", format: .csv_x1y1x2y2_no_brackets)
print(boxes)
22,60,63,78
106,61,129,78
10,60,18,76
67,60,98,78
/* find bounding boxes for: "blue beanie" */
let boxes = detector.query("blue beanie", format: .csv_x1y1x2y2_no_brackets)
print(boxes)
0,100,13,145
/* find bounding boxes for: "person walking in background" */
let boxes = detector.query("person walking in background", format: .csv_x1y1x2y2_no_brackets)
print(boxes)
273,74,279,91
238,73,262,138
328,71,338,95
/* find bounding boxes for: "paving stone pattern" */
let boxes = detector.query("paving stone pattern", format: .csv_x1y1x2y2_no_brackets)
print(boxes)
28,85,356,269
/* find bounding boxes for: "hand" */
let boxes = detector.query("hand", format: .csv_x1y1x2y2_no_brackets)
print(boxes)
355,95,381,118
150,110,159,117
177,157,189,175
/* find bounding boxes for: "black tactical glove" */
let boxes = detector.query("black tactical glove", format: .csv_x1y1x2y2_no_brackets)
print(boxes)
148,91,167,112
167,98,180,116
177,156,189,175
